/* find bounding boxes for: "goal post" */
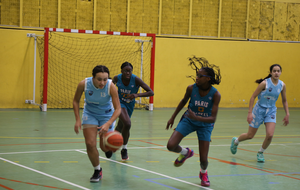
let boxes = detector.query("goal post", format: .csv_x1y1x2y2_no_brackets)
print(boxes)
37,28,156,111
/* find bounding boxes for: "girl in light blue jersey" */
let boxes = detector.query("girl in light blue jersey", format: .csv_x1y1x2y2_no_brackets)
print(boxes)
166,57,221,187
112,62,154,160
230,64,290,163
73,65,121,182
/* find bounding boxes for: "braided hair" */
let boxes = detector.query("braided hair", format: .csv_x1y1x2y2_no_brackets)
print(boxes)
187,56,221,85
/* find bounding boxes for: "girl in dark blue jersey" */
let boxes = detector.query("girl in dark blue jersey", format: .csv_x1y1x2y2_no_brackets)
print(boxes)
113,62,154,160
166,57,221,187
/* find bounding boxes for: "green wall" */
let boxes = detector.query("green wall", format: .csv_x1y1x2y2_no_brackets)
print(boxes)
0,28,299,108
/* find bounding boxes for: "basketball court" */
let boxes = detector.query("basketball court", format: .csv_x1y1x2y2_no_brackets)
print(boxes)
0,108,299,190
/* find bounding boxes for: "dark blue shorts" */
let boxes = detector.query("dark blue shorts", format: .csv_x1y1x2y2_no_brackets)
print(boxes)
175,118,213,141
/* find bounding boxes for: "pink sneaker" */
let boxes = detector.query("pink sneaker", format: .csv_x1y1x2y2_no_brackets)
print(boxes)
199,171,210,187
174,148,194,167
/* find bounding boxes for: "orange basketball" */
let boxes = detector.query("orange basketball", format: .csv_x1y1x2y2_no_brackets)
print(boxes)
103,131,123,152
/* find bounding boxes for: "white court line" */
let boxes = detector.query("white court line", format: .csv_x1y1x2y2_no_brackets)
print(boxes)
1,143,299,155
0,157,90,190
76,150,213,190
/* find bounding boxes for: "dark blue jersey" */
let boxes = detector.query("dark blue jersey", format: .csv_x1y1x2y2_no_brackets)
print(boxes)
116,74,140,107
184,84,217,127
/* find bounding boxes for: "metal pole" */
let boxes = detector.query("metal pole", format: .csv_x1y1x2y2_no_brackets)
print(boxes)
33,36,37,103
139,42,144,104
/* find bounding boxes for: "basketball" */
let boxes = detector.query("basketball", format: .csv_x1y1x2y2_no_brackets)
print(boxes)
103,131,123,152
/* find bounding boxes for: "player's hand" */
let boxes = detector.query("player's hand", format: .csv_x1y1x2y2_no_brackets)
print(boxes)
74,121,82,134
166,117,175,130
98,123,109,135
282,115,289,126
247,112,253,124
129,94,138,100
186,109,197,120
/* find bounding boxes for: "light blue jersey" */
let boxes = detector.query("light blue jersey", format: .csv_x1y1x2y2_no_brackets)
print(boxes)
249,78,283,128
257,77,283,108
83,77,114,115
116,74,139,117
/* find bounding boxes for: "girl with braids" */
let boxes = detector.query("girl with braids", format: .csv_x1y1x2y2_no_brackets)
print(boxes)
230,64,289,162
73,65,121,182
166,57,221,187
112,61,154,160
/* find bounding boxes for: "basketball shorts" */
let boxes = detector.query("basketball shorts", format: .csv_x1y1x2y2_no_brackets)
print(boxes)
175,118,214,142
120,102,135,118
82,111,116,132
249,104,277,128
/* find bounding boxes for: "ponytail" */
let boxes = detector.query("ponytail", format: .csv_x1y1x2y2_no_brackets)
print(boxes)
255,74,271,84
255,64,282,84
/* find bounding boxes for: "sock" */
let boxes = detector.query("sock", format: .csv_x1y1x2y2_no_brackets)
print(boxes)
180,147,188,155
200,169,207,174
177,147,188,162
94,164,100,170
258,147,265,153
122,144,127,149
234,138,239,145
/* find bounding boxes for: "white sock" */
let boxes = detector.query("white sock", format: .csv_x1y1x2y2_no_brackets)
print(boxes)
94,164,100,170
258,147,265,153
200,169,207,174
234,138,239,145
122,144,127,149
180,147,188,155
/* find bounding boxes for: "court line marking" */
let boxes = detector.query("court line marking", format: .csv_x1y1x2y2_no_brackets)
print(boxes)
1,142,300,155
1,134,300,139
0,157,89,190
76,150,212,190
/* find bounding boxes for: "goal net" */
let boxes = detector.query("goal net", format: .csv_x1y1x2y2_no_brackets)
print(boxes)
36,28,155,111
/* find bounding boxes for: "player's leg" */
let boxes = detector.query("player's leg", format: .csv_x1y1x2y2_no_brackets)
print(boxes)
119,107,131,145
238,126,259,141
197,127,212,187
168,118,194,167
198,140,210,186
231,126,258,154
231,106,264,154
83,125,102,182
117,107,131,160
262,122,276,149
99,118,116,158
256,122,275,163
257,108,277,162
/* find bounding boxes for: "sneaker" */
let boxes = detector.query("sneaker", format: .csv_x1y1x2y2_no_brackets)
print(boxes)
105,151,112,158
199,171,210,187
90,168,102,182
174,148,194,167
121,149,129,160
230,137,238,154
257,152,265,163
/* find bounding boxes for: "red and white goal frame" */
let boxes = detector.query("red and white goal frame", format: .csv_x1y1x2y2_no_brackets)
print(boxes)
42,28,156,111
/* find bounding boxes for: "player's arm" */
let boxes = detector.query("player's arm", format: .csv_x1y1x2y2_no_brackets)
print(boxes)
166,85,192,129
187,91,221,123
246,81,266,124
73,80,85,134
132,77,154,98
281,82,289,126
98,82,121,134
248,81,265,113
112,75,118,84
